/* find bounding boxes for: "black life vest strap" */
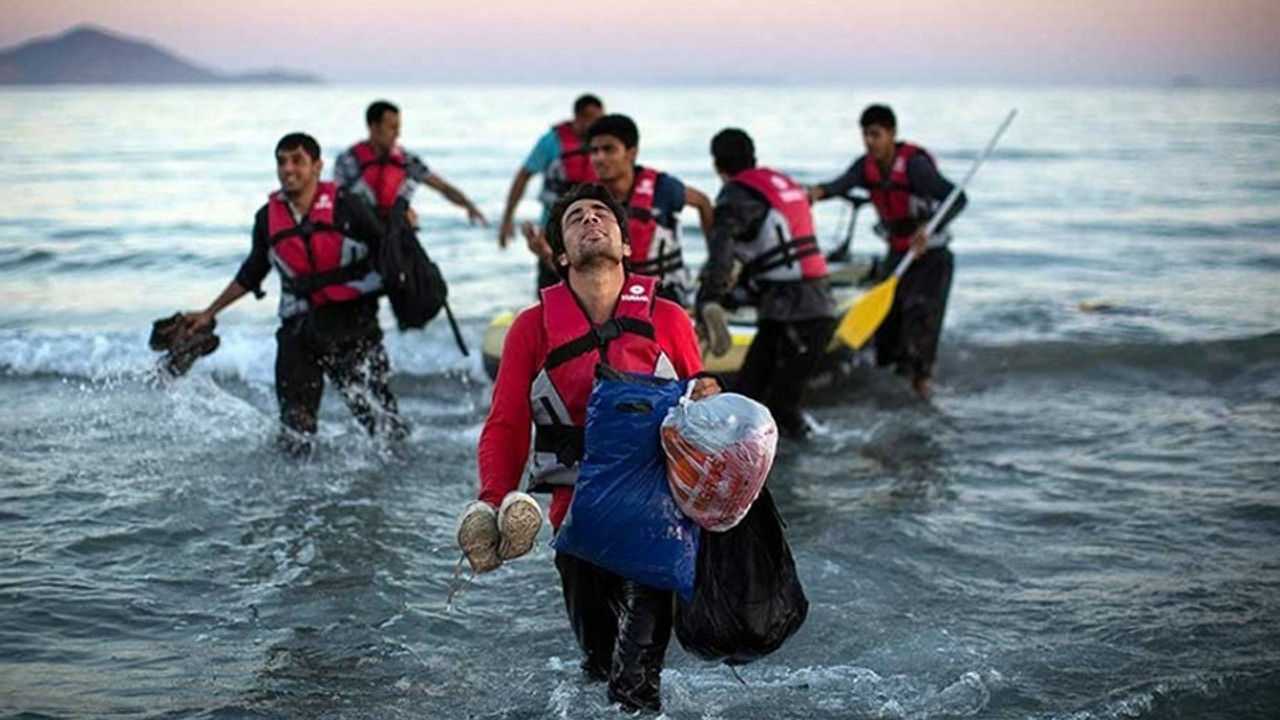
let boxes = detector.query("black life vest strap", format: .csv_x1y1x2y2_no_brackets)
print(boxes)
533,422,585,467
629,205,654,223
630,249,684,275
279,256,373,295
543,317,655,372
743,234,821,276
268,220,345,247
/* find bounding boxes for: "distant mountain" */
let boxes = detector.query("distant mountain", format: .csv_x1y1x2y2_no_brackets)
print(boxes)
0,25,321,85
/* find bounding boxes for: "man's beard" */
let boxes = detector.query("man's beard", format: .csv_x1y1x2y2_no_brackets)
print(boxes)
571,244,625,272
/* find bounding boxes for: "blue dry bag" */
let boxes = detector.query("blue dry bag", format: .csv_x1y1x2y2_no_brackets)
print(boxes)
552,367,700,599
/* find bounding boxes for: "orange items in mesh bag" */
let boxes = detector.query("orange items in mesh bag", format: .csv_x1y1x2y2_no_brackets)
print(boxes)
661,392,778,532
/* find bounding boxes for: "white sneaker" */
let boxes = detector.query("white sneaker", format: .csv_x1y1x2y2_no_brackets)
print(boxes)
497,492,543,561
456,501,501,574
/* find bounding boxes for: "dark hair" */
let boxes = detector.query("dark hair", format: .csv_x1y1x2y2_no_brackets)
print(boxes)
860,104,896,130
545,183,630,278
710,128,756,175
366,100,400,127
587,114,639,150
573,94,604,117
275,132,321,161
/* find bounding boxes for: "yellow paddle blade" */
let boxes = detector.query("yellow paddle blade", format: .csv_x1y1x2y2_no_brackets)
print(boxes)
832,275,899,350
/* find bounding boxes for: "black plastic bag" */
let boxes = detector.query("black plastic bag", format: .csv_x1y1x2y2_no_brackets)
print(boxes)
674,486,808,665
379,200,446,330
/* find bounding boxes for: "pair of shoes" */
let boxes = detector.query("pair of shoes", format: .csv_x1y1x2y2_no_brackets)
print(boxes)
456,492,544,573
498,492,543,561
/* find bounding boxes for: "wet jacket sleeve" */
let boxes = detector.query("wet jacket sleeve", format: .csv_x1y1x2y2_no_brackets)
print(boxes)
405,152,432,184
817,157,868,200
333,148,359,190
652,299,705,378
233,206,272,299
697,182,768,307
477,306,542,509
907,153,967,235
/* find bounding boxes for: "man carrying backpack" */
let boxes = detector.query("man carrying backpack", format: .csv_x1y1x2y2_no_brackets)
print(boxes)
183,132,408,455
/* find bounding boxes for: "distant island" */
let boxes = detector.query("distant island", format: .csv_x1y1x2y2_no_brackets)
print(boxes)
0,25,321,85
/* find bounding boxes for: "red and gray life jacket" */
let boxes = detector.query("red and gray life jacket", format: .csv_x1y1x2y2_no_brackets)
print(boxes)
351,141,407,215
625,166,688,298
864,142,949,252
266,182,382,318
538,121,598,205
526,274,677,491
731,167,828,284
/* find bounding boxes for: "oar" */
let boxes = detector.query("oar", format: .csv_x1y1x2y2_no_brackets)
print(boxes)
830,109,1018,350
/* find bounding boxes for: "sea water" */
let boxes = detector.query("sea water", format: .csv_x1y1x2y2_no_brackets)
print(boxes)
1,84,1278,719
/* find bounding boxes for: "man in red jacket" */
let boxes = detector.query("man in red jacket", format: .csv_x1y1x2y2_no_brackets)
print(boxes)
469,182,719,712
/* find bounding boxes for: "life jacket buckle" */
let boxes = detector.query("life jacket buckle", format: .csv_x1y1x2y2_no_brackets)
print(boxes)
595,319,622,343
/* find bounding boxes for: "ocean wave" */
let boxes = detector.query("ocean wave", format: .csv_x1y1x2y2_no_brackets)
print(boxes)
5,326,1276,396
945,332,1280,385
0,249,56,270
0,325,483,386
1060,218,1280,240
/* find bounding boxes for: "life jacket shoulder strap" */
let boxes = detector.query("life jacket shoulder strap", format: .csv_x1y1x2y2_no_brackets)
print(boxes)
544,316,655,371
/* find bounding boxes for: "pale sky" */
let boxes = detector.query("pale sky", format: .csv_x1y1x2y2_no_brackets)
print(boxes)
3,0,1278,85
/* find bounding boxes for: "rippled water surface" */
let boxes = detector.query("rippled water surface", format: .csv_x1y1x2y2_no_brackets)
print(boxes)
2,84,1279,719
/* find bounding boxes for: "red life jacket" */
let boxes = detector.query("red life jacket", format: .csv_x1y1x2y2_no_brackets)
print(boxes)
554,121,596,185
625,166,685,284
539,122,599,206
732,167,828,282
267,182,379,315
352,141,407,214
526,274,678,491
864,142,935,252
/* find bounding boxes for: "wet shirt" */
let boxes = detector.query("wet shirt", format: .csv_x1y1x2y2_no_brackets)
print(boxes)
522,127,563,176
641,171,687,237
699,182,834,322
476,292,704,529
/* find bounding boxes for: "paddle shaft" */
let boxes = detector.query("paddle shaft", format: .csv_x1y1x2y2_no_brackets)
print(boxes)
889,108,1019,280
443,298,469,357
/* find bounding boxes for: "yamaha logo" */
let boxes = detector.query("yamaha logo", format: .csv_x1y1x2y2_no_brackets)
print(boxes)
771,175,790,190
621,284,650,303
315,193,333,210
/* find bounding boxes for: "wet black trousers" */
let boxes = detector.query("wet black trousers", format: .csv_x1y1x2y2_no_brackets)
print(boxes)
555,552,673,712
875,247,954,382
734,316,836,439
274,300,405,443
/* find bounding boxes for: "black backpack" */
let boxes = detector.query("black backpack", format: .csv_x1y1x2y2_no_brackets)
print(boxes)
379,200,447,330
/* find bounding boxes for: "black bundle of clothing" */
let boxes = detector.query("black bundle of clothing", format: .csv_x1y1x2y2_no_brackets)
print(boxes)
149,313,219,377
